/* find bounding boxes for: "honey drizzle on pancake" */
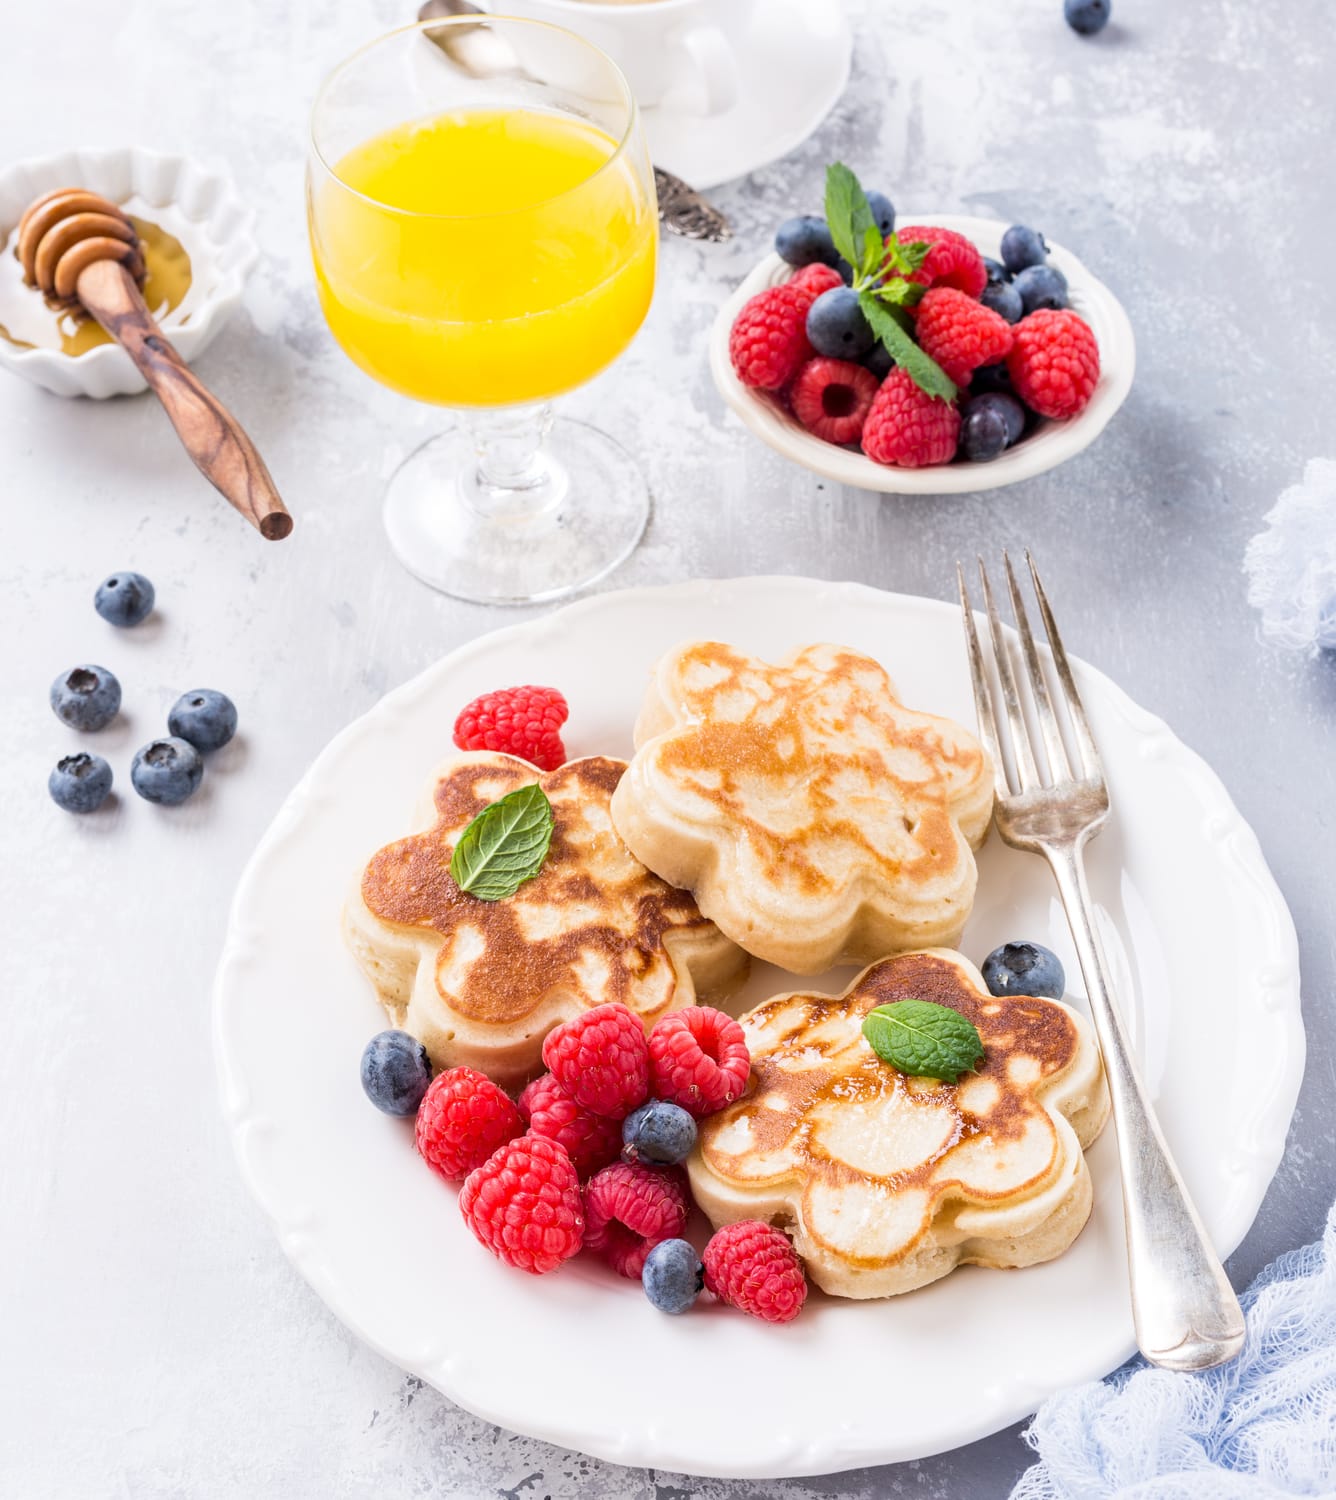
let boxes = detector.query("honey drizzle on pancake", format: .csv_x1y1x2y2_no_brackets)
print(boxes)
702,953,1080,1202
361,756,712,1027
655,643,985,894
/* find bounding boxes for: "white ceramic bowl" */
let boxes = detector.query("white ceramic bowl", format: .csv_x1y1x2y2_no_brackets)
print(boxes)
708,215,1136,494
0,147,259,398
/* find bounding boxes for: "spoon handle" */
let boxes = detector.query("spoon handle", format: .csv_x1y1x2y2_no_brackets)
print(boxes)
74,258,293,540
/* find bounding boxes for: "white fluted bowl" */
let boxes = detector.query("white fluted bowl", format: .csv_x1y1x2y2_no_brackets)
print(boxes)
0,147,259,398
709,215,1136,494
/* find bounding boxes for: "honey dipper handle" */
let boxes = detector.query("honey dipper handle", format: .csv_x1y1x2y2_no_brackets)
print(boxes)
75,259,292,540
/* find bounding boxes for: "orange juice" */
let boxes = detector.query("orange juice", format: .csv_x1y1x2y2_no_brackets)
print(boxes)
309,107,656,407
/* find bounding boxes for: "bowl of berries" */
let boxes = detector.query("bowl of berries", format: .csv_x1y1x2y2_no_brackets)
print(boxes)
709,165,1135,493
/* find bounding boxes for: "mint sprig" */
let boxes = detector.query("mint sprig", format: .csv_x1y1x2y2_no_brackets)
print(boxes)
862,1000,984,1084
449,783,554,901
822,162,957,402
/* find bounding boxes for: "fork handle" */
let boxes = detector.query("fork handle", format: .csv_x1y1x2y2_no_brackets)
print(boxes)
1045,839,1246,1371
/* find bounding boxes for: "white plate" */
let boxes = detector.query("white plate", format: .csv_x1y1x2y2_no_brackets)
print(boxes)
709,220,1136,493
644,0,851,189
213,577,1301,1479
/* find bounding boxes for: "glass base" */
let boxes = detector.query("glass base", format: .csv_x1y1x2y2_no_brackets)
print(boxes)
382,418,650,605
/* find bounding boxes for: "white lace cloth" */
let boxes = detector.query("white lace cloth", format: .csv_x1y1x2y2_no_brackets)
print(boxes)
1244,459,1336,654
1010,1199,1336,1498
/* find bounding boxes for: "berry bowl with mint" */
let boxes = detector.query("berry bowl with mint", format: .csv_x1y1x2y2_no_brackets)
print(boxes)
709,164,1135,494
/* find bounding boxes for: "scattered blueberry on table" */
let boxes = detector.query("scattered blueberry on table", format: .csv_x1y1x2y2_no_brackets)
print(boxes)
48,752,113,813
130,737,204,805
50,665,121,731
168,689,238,753
982,941,1067,1000
622,1100,698,1166
642,1237,704,1315
94,571,155,628
360,1030,433,1116
1065,0,1111,36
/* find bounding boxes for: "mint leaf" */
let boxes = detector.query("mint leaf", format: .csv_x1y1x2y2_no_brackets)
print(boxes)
825,162,880,281
449,783,554,901
862,1000,984,1084
878,277,926,309
858,292,958,402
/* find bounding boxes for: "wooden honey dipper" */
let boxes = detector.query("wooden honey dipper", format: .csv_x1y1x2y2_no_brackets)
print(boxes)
17,188,292,540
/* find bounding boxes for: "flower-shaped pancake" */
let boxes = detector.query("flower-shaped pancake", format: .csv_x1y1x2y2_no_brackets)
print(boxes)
345,752,748,1090
689,950,1109,1299
610,641,994,972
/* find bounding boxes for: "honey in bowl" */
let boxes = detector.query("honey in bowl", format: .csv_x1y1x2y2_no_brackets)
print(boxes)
0,201,196,356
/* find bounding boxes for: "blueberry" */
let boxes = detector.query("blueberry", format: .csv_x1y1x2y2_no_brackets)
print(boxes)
969,392,1026,445
168,688,238,753
971,363,1014,396
864,190,896,238
642,1238,704,1315
982,941,1066,1000
1065,0,1110,35
94,571,155,627
48,752,113,813
361,1030,433,1116
807,287,875,359
775,215,838,269
622,1100,697,1166
1317,596,1336,652
1000,224,1049,274
836,257,857,286
130,737,204,805
959,405,1009,463
50,664,121,731
1014,264,1069,314
983,257,1009,288
981,280,1024,324
864,343,895,380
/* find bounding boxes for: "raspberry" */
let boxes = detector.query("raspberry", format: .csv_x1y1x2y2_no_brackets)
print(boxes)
518,1071,623,1178
647,1006,750,1119
541,1002,649,1119
728,266,843,391
452,685,569,772
415,1067,524,1182
582,1162,689,1278
703,1221,808,1324
789,358,881,445
459,1134,584,1274
861,368,962,469
896,225,988,298
1006,308,1100,420
913,287,1015,387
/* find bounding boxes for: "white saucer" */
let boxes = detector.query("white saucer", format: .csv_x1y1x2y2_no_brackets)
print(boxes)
644,0,852,189
214,576,1302,1479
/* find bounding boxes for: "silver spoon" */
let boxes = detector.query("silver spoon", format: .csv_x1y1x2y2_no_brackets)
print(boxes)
417,0,732,242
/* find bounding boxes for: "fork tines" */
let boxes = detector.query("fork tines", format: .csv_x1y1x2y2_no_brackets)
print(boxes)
958,552,1104,799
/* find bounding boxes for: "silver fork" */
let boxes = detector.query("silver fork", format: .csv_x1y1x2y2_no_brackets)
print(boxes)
958,552,1245,1372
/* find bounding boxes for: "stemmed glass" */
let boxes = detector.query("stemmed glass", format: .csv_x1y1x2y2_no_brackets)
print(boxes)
308,18,658,603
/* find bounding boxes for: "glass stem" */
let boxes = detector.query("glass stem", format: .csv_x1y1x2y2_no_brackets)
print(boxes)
459,402,559,520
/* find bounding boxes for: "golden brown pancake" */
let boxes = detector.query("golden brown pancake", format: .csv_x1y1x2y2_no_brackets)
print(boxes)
610,642,994,972
689,950,1109,1298
345,752,748,1089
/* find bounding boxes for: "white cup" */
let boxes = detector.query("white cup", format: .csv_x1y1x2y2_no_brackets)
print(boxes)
473,0,755,115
